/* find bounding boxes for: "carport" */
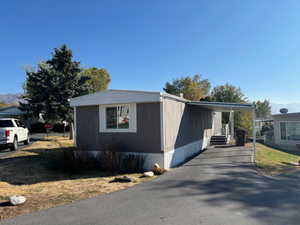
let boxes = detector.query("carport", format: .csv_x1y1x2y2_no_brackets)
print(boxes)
187,101,256,161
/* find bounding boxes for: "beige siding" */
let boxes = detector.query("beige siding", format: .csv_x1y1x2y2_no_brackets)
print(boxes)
273,114,300,150
163,99,186,151
213,112,222,135
163,98,213,152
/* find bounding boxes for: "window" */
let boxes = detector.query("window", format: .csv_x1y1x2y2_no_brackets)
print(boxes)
0,120,14,128
99,104,136,132
280,122,286,140
15,120,20,127
106,105,130,129
280,122,300,141
15,120,24,127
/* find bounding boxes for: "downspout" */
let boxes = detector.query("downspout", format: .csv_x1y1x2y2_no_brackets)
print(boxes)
252,106,256,163
159,96,165,152
73,106,77,147
230,110,234,142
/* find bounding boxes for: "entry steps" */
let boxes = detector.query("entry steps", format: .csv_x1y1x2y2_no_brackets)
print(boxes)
210,135,228,145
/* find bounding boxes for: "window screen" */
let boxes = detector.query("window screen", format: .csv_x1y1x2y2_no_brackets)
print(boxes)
106,107,118,129
105,105,130,129
286,122,300,141
280,122,300,141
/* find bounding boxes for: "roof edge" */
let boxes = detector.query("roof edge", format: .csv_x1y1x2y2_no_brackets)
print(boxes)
272,112,300,116
160,92,189,102
189,101,254,107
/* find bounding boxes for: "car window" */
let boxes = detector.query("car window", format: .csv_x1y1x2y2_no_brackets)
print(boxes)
15,120,25,128
15,120,21,127
0,120,14,128
19,121,25,128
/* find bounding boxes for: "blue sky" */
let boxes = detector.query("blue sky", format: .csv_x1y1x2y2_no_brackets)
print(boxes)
1,0,300,104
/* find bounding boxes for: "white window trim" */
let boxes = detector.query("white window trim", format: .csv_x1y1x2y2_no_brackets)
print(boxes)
280,121,300,141
99,103,137,133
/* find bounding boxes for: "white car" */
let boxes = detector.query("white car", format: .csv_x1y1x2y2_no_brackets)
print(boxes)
0,118,30,151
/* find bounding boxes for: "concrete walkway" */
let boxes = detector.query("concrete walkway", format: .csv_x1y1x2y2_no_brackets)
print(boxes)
2,145,300,225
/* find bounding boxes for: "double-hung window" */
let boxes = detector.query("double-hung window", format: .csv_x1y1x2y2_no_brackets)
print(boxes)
99,104,136,132
280,121,300,141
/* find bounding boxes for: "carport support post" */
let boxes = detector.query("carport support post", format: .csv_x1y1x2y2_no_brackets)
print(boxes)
230,111,234,141
252,108,256,163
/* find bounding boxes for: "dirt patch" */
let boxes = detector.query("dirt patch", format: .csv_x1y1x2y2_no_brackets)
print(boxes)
0,137,154,220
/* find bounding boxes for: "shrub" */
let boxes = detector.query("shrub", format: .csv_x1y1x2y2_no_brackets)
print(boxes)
60,149,100,172
99,151,122,172
29,122,46,133
52,123,70,133
120,154,145,173
60,147,146,173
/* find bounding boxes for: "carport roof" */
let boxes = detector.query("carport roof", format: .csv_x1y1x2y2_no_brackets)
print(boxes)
187,101,255,112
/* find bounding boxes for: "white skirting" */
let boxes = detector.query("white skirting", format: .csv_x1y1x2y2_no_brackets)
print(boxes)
123,139,204,170
164,139,204,168
83,139,207,171
120,151,164,171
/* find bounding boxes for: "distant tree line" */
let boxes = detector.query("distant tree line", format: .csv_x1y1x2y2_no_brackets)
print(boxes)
21,44,271,138
164,75,271,135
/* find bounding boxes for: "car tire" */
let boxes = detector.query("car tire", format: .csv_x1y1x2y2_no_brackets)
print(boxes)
10,137,18,151
24,136,30,145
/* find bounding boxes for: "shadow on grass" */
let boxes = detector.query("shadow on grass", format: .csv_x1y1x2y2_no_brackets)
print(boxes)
281,162,300,167
258,141,300,157
0,147,113,185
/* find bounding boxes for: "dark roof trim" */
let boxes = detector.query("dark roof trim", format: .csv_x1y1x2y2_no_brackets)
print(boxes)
189,101,254,107
273,112,300,117
187,101,255,112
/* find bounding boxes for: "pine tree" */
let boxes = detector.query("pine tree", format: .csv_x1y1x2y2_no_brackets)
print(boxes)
21,45,89,125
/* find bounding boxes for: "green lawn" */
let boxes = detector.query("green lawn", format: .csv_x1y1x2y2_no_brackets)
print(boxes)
255,142,300,175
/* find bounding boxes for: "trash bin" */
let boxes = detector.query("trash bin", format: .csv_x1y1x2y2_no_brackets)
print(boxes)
235,128,246,146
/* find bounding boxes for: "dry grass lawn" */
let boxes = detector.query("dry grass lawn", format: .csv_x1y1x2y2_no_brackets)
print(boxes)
253,142,300,176
0,136,154,220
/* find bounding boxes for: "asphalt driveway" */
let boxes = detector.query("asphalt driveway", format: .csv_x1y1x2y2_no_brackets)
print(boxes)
2,145,300,225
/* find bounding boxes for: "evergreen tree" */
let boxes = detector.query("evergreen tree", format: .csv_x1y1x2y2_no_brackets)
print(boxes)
21,45,89,124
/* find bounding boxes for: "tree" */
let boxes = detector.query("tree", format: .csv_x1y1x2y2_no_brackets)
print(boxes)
207,83,253,134
239,111,253,136
80,67,111,93
163,75,211,100
22,45,89,126
208,83,246,103
255,100,271,118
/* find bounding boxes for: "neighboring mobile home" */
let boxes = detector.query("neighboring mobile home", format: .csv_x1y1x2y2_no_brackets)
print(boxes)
70,90,255,170
0,106,24,119
271,112,300,151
